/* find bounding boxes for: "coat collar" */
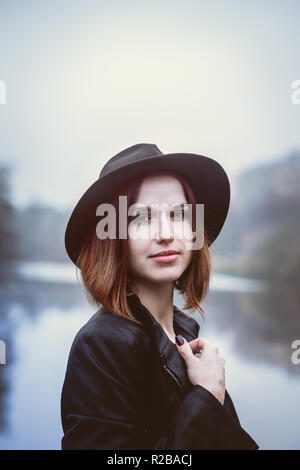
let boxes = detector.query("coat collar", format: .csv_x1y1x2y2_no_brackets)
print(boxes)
126,292,199,348
126,292,200,394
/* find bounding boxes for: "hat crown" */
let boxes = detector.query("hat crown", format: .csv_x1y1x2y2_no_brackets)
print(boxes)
99,143,163,179
65,142,231,266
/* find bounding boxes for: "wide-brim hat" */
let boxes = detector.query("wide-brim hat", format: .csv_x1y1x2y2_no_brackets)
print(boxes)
65,143,230,267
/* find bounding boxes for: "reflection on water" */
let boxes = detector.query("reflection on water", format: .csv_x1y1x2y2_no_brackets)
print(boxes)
0,261,299,449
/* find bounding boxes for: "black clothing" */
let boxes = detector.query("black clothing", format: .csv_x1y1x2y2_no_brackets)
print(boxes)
60,293,259,450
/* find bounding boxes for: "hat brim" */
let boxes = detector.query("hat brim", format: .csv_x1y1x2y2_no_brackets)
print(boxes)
65,152,230,266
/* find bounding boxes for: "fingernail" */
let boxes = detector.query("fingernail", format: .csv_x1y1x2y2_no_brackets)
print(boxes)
175,335,184,346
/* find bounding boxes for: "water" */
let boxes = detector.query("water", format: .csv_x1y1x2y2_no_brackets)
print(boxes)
0,261,299,449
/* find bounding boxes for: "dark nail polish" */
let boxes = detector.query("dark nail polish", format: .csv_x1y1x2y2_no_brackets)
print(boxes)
175,335,184,346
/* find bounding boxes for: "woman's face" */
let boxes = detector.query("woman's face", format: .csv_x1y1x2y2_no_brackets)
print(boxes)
127,174,194,288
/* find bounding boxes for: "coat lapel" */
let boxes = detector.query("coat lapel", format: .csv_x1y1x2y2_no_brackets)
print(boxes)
126,293,200,395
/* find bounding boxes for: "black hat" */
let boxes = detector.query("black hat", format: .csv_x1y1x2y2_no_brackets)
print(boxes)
65,143,230,267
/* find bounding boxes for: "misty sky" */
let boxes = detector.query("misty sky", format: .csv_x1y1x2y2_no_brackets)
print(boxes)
0,0,299,211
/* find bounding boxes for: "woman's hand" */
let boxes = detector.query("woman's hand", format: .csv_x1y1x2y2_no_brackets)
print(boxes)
175,335,226,405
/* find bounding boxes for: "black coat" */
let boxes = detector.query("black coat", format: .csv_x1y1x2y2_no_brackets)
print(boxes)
60,293,259,450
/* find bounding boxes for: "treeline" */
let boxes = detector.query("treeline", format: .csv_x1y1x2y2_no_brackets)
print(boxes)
0,166,18,260
15,203,70,262
213,150,300,284
1,149,300,285
0,165,69,263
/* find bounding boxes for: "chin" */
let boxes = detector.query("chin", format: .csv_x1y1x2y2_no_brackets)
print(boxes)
147,272,182,284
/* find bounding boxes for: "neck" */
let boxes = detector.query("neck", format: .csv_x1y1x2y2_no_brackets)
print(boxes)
131,282,175,337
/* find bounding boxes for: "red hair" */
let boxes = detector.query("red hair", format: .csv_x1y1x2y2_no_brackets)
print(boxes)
76,169,212,325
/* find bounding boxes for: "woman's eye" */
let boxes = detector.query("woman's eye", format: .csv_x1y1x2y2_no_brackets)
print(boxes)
171,210,185,219
130,209,185,224
131,214,151,223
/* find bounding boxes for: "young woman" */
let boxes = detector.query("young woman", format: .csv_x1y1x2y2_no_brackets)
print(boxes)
60,143,259,450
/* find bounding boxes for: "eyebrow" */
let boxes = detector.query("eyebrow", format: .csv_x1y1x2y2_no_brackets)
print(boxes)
143,203,187,211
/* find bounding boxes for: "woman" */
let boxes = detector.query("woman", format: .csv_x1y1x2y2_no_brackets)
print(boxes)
60,143,259,450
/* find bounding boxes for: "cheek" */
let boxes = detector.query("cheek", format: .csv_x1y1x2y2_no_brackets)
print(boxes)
128,238,149,261
180,241,193,267
183,221,194,239
173,220,194,240
186,249,193,265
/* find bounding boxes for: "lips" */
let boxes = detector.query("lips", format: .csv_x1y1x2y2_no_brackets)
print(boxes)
150,250,179,258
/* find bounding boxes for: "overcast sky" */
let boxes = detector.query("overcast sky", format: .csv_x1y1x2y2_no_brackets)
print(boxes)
0,0,299,211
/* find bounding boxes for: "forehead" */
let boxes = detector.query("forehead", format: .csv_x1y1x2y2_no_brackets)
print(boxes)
135,174,187,205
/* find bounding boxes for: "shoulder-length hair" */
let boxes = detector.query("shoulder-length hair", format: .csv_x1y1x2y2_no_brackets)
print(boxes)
76,169,213,325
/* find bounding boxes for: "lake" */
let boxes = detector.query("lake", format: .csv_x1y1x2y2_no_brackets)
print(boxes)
0,261,299,450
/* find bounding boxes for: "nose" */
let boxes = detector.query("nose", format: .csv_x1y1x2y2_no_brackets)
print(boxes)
153,211,175,242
